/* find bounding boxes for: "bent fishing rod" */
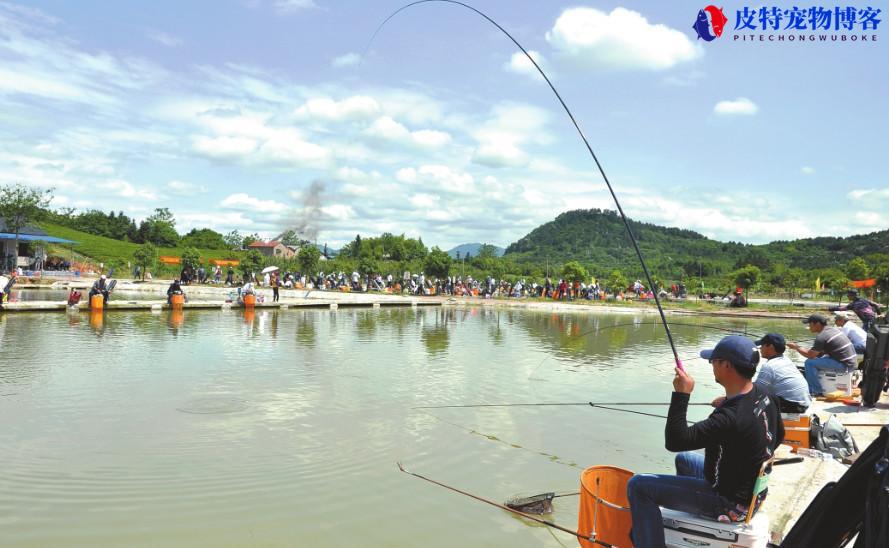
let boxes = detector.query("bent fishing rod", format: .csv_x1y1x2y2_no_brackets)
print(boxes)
396,462,616,546
369,0,683,371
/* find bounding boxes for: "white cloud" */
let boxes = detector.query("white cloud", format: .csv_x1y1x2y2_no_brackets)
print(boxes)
409,193,439,209
294,96,380,121
546,7,703,71
96,179,159,201
322,204,355,220
471,102,550,168
274,0,316,13
332,52,361,68
848,188,889,202
714,97,758,116
504,50,545,79
220,193,290,213
256,129,330,167
364,116,452,148
399,165,475,194
192,135,257,158
166,180,207,195
147,30,183,47
801,166,816,175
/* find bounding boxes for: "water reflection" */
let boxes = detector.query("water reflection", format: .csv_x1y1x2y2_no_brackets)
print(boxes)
420,308,450,357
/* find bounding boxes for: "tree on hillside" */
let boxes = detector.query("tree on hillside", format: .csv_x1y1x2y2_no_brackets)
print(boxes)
846,257,870,281
424,247,451,279
606,269,628,296
358,256,379,277
181,228,227,249
240,250,263,277
137,208,179,246
733,264,761,297
279,230,306,247
132,243,158,280
561,261,588,283
0,183,53,270
819,268,850,301
781,267,807,303
242,233,260,248
297,245,321,275
180,247,201,271
477,244,498,259
223,230,243,250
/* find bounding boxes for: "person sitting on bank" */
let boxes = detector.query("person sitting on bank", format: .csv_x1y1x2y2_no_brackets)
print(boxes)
834,311,867,354
167,279,184,304
753,333,811,413
627,336,784,547
787,314,858,397
829,289,881,332
89,275,110,306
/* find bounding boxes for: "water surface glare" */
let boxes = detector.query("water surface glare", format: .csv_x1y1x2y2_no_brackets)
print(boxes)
0,307,810,546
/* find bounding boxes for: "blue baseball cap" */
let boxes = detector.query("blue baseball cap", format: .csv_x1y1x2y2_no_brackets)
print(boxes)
755,333,786,354
700,335,759,371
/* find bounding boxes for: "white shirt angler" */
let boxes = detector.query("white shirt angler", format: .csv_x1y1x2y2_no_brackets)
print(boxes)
0,275,8,292
841,321,867,350
754,354,812,408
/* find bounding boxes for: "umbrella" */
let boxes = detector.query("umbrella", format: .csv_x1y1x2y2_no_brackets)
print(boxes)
261,266,279,274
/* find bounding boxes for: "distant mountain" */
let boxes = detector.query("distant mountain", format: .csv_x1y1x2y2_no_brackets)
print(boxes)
448,243,505,258
504,208,889,276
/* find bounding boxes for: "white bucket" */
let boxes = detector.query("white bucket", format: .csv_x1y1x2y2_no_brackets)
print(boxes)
817,369,853,396
662,508,769,547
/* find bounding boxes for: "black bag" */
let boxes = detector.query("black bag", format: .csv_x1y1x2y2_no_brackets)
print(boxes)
778,425,888,547
860,324,889,407
810,414,859,459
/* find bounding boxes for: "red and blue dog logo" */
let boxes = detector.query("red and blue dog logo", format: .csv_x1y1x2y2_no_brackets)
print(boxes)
693,5,728,41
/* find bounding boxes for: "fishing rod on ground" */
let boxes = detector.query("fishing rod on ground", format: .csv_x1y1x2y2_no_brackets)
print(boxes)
396,462,616,546
397,458,805,521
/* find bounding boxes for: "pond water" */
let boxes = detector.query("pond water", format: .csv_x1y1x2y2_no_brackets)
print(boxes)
0,307,811,547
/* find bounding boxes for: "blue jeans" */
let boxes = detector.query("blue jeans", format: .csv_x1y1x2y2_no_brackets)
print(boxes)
627,452,731,548
803,356,849,395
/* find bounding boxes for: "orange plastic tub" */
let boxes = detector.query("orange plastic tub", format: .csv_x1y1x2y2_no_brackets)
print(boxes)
90,294,103,310
243,294,256,308
578,465,634,547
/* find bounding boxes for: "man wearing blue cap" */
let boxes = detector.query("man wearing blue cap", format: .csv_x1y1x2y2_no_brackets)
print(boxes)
753,333,811,413
627,335,784,547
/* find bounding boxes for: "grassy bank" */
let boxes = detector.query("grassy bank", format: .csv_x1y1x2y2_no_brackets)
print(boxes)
39,222,240,274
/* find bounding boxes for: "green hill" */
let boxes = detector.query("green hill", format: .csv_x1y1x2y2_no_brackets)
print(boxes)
39,222,239,270
504,209,889,278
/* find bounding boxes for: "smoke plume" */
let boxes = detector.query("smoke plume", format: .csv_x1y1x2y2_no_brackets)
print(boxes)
284,179,325,243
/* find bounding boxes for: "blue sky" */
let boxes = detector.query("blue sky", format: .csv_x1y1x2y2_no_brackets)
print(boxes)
1,0,886,249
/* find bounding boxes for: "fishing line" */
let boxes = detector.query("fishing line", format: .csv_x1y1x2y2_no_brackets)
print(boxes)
369,0,683,371
416,409,581,468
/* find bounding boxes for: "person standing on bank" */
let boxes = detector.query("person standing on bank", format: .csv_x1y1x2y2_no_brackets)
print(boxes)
271,272,280,303
829,289,880,332
787,314,858,397
627,336,784,547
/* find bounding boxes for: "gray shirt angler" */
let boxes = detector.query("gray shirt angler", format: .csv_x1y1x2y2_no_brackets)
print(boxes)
754,355,812,408
813,326,858,369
